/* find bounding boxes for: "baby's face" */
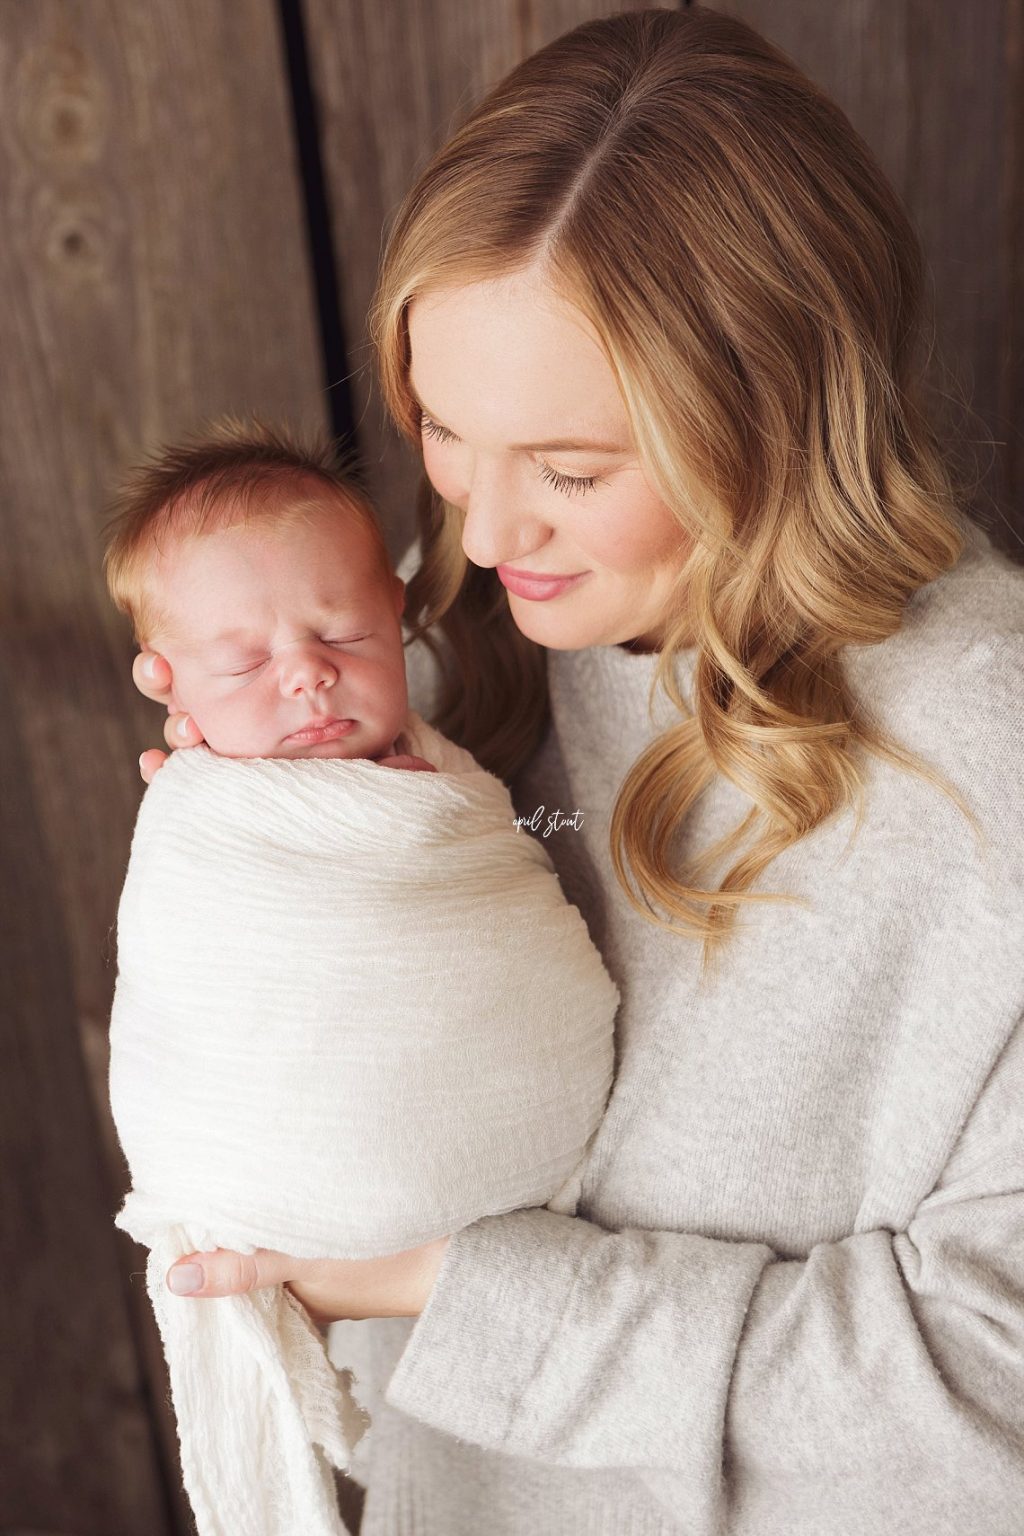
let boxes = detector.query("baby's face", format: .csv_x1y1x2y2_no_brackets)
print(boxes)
144,497,409,760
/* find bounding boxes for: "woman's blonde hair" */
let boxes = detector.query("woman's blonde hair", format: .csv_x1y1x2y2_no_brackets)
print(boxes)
369,4,981,978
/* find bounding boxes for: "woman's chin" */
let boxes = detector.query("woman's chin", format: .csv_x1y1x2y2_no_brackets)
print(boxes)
506,603,624,651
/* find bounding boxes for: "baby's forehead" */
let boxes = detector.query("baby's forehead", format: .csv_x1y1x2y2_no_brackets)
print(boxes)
158,484,375,571
144,504,390,648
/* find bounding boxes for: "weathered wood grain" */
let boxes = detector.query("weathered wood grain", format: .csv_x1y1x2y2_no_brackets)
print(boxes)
0,651,172,1535
1002,0,1024,525
0,0,326,1529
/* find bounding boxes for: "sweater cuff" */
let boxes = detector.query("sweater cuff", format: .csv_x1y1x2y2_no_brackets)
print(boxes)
383,1203,773,1483
383,1207,584,1452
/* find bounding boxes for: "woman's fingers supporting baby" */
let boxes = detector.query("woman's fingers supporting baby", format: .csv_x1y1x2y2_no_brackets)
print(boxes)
166,1248,292,1300
132,649,174,703
164,1238,451,1322
161,711,204,752
131,649,204,779
139,748,169,785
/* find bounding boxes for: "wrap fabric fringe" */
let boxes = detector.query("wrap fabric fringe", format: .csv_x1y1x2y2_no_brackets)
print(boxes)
141,1225,362,1536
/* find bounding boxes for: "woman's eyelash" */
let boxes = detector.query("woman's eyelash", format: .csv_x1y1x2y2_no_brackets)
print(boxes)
419,415,452,443
419,414,601,497
536,463,599,496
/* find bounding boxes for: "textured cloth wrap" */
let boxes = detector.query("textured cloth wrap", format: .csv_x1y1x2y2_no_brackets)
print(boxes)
108,710,618,1536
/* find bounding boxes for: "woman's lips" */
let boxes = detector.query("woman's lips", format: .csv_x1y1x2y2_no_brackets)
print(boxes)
284,718,357,745
496,567,589,601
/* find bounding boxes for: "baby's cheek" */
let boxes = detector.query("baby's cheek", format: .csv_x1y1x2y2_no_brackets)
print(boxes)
164,662,201,720
362,660,409,718
188,682,270,754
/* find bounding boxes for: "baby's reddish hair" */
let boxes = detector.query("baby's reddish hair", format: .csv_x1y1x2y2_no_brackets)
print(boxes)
101,414,393,645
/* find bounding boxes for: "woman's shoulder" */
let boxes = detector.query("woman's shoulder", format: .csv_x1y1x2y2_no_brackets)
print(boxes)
843,519,1024,710
841,518,1024,841
904,515,1024,646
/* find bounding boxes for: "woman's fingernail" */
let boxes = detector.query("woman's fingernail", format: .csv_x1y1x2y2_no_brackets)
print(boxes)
168,1263,204,1295
142,654,159,680
175,718,192,742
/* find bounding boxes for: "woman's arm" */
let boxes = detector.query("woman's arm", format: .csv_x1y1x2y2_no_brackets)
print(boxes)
381,1011,1024,1533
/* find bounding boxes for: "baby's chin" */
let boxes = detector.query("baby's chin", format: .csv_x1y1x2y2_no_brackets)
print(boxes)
202,722,399,763
279,737,392,762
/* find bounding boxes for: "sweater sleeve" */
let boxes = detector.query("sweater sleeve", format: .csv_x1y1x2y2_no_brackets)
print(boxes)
383,1011,1024,1533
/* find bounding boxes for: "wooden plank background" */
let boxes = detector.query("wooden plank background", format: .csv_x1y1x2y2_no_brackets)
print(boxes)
0,2,1019,1531
0,0,327,1530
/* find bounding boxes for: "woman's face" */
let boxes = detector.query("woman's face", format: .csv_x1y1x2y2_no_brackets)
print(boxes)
406,269,690,652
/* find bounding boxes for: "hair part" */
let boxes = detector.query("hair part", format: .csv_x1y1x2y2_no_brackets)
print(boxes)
369,4,983,978
101,414,393,646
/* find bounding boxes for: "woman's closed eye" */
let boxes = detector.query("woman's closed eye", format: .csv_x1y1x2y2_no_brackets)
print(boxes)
419,414,603,497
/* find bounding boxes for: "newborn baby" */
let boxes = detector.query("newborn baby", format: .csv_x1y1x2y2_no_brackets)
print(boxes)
113,457,428,771
102,419,619,1536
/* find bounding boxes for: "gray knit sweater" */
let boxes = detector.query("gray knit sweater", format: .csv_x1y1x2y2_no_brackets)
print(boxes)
344,519,1024,1536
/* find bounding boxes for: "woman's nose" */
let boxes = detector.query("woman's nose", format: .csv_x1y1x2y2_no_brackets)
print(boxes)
458,460,548,571
276,644,339,696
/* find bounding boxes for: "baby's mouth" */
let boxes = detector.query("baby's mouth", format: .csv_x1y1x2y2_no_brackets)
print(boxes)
283,718,357,745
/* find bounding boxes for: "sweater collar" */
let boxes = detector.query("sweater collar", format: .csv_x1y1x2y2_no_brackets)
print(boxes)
545,639,699,754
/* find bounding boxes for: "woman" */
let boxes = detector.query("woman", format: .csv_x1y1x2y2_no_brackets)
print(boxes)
130,8,1024,1533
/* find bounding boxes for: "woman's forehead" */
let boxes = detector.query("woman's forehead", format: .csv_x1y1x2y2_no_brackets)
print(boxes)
407,278,628,443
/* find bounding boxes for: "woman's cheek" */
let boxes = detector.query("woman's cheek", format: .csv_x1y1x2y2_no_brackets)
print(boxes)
581,484,684,573
421,443,465,507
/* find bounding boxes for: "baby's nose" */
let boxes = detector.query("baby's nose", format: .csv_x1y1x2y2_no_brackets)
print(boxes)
277,643,339,694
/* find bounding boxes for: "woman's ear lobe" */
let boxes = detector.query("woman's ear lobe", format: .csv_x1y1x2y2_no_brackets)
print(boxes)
394,576,407,617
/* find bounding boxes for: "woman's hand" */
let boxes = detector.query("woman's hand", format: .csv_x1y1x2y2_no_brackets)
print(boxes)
132,650,205,783
165,1236,452,1327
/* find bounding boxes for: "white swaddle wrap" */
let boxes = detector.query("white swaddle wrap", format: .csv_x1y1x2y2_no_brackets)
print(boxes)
108,710,618,1536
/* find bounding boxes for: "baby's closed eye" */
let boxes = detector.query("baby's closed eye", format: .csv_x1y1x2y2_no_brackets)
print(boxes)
213,635,373,678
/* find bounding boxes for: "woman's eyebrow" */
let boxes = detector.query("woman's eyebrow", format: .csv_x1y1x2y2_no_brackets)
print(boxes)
407,379,630,454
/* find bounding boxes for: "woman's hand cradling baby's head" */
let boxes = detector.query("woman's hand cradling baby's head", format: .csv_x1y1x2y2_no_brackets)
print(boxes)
132,649,206,783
